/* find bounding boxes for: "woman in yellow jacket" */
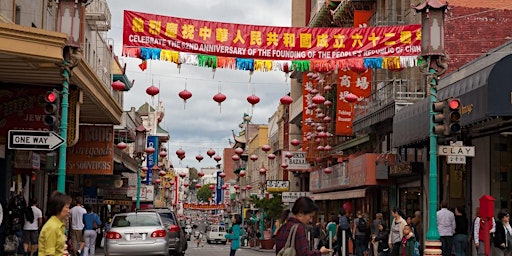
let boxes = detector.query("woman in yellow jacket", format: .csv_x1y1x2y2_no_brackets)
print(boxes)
38,191,72,256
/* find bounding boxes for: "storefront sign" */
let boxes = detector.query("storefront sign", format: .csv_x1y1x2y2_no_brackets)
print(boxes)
335,70,372,135
66,125,114,175
266,180,290,192
123,10,421,60
282,192,312,203
145,135,159,184
282,151,310,170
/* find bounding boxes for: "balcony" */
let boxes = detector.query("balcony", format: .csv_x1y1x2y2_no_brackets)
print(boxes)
85,0,112,31
352,79,426,132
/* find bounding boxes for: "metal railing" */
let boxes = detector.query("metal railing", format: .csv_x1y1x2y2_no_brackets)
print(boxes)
354,79,426,118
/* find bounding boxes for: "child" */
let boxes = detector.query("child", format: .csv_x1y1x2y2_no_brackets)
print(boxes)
225,214,242,256
374,223,390,256
401,225,416,256
195,231,203,247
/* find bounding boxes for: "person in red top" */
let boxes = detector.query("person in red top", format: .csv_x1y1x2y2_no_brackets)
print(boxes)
401,225,416,256
275,197,332,256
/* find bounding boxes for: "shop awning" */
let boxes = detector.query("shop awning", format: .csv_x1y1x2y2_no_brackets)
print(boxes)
393,42,512,147
312,188,366,201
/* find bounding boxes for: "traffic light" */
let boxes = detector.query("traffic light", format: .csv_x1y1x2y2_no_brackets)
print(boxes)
446,98,461,135
432,100,447,135
43,90,60,127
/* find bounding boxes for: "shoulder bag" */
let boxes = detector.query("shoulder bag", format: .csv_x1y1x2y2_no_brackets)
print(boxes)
277,223,300,256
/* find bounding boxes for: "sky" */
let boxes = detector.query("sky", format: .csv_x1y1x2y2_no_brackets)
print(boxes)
106,0,292,170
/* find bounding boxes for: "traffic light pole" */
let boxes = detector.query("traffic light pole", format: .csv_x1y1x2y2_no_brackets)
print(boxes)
57,61,71,192
427,67,440,241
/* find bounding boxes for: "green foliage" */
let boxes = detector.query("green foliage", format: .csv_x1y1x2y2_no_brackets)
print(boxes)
196,183,213,202
249,193,284,221
189,167,199,182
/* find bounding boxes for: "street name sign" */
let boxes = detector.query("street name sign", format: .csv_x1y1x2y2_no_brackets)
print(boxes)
447,155,466,164
438,145,475,157
8,130,64,151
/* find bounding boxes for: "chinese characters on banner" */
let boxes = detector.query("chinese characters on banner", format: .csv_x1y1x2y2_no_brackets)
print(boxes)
123,10,421,60
335,70,372,135
302,73,316,148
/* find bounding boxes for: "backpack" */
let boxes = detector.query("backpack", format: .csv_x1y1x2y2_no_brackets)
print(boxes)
357,218,367,232
277,224,300,256
339,215,350,230
413,241,420,256
25,207,34,224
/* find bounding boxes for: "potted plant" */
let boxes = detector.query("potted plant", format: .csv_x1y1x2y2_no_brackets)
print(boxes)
250,194,284,249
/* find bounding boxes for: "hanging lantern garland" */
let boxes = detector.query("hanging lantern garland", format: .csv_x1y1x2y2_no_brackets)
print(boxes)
178,80,192,109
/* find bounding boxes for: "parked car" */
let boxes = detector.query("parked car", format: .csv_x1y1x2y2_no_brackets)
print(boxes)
206,224,227,244
104,212,169,256
140,208,187,256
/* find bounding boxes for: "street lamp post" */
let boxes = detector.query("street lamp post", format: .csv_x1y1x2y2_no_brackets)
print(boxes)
134,124,147,210
413,1,448,255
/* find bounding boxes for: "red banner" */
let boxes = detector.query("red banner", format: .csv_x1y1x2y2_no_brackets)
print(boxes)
123,10,422,60
335,70,372,135
183,203,226,210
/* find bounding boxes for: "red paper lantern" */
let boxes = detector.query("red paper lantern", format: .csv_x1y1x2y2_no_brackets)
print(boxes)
155,178,161,184
234,147,244,155
146,85,160,96
198,171,205,177
290,139,301,146
285,152,294,158
267,154,276,160
158,170,166,177
232,154,240,161
145,147,155,154
219,172,226,178
262,145,271,152
239,170,246,177
141,166,149,172
312,94,326,104
234,185,240,189
222,184,228,190
250,154,258,161
281,163,289,169
343,202,353,213
176,149,185,157
324,100,333,107
195,183,202,189
324,85,333,92
170,180,175,186
324,145,332,151
159,150,167,157
259,166,267,174
324,167,333,174
183,182,189,187
111,80,125,91
316,145,324,151
246,185,252,190
117,142,127,150
344,93,358,103
350,66,368,73
213,93,227,111
209,184,215,190
196,154,204,162
179,173,186,178
178,89,192,109
213,155,222,162
178,154,185,160
280,95,293,105
247,94,260,105
324,116,332,123
207,149,216,158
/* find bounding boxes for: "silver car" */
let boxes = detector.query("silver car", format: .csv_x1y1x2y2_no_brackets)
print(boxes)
104,212,169,256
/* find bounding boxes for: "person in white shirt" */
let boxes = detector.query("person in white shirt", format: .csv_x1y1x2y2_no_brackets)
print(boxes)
437,200,456,256
22,198,42,256
473,206,496,256
69,197,87,256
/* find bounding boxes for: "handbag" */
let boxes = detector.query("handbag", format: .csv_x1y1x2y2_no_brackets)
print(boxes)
277,224,300,256
4,235,19,252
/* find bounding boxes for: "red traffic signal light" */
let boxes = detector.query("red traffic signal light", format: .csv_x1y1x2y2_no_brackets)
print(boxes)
45,91,58,103
447,98,461,134
43,90,60,127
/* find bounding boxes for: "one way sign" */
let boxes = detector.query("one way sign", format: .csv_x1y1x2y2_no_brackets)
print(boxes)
8,130,65,151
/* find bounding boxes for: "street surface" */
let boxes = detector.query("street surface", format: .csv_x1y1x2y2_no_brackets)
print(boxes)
94,240,275,256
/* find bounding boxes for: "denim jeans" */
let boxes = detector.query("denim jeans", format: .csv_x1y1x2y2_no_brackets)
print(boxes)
453,234,468,256
355,235,368,256
440,236,454,256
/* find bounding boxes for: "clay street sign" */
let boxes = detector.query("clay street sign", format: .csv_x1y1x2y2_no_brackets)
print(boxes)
8,130,64,151
438,145,475,157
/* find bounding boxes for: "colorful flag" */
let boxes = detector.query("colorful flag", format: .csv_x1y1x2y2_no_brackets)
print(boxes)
138,60,147,71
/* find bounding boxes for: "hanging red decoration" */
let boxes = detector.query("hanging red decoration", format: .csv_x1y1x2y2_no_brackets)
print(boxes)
213,92,227,112
234,184,240,189
232,154,240,161
250,154,259,161
246,185,252,190
142,166,149,172
176,149,185,157
316,145,325,151
262,145,271,152
154,178,161,184
267,154,276,160
221,184,228,190
158,170,166,177
198,171,205,177
247,94,260,105
146,85,160,96
239,170,246,177
285,152,294,158
324,145,332,151
310,89,319,95
111,80,126,91
183,182,189,187
207,149,216,158
234,147,244,155
315,157,323,163
259,166,267,174
312,94,326,104
280,95,293,105
170,180,175,186
350,66,368,74
178,89,192,109
324,85,333,92
159,150,167,157
195,183,202,189
196,154,204,162
178,154,185,160
209,184,215,190
324,116,332,123
324,100,333,107
145,147,155,154
324,167,333,174
219,172,226,178
290,139,301,146
117,142,127,150
281,163,289,169
344,93,358,103
179,172,186,178
213,155,222,162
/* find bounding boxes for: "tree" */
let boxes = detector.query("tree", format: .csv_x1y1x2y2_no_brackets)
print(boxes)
196,183,213,203
250,193,284,223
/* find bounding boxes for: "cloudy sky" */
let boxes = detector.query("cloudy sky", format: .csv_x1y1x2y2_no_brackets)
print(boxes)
106,1,292,169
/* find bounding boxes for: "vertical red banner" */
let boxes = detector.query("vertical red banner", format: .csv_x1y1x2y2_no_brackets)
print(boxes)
302,73,314,148
335,70,372,135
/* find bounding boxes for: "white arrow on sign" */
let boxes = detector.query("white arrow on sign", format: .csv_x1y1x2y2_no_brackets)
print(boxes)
8,130,65,150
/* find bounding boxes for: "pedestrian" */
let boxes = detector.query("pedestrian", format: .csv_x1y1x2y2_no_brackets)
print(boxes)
82,204,101,256
400,225,416,256
473,207,496,256
453,206,468,256
492,211,512,256
22,198,42,256
437,200,455,256
69,197,86,256
353,211,369,256
317,222,328,250
388,207,407,256
38,191,72,256
275,196,333,255
313,222,321,250
224,214,242,256
373,223,389,256
337,209,352,256
326,216,338,250
371,213,384,256
195,231,203,247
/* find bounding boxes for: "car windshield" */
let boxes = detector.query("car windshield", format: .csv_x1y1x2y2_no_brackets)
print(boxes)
158,212,177,226
112,214,161,227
